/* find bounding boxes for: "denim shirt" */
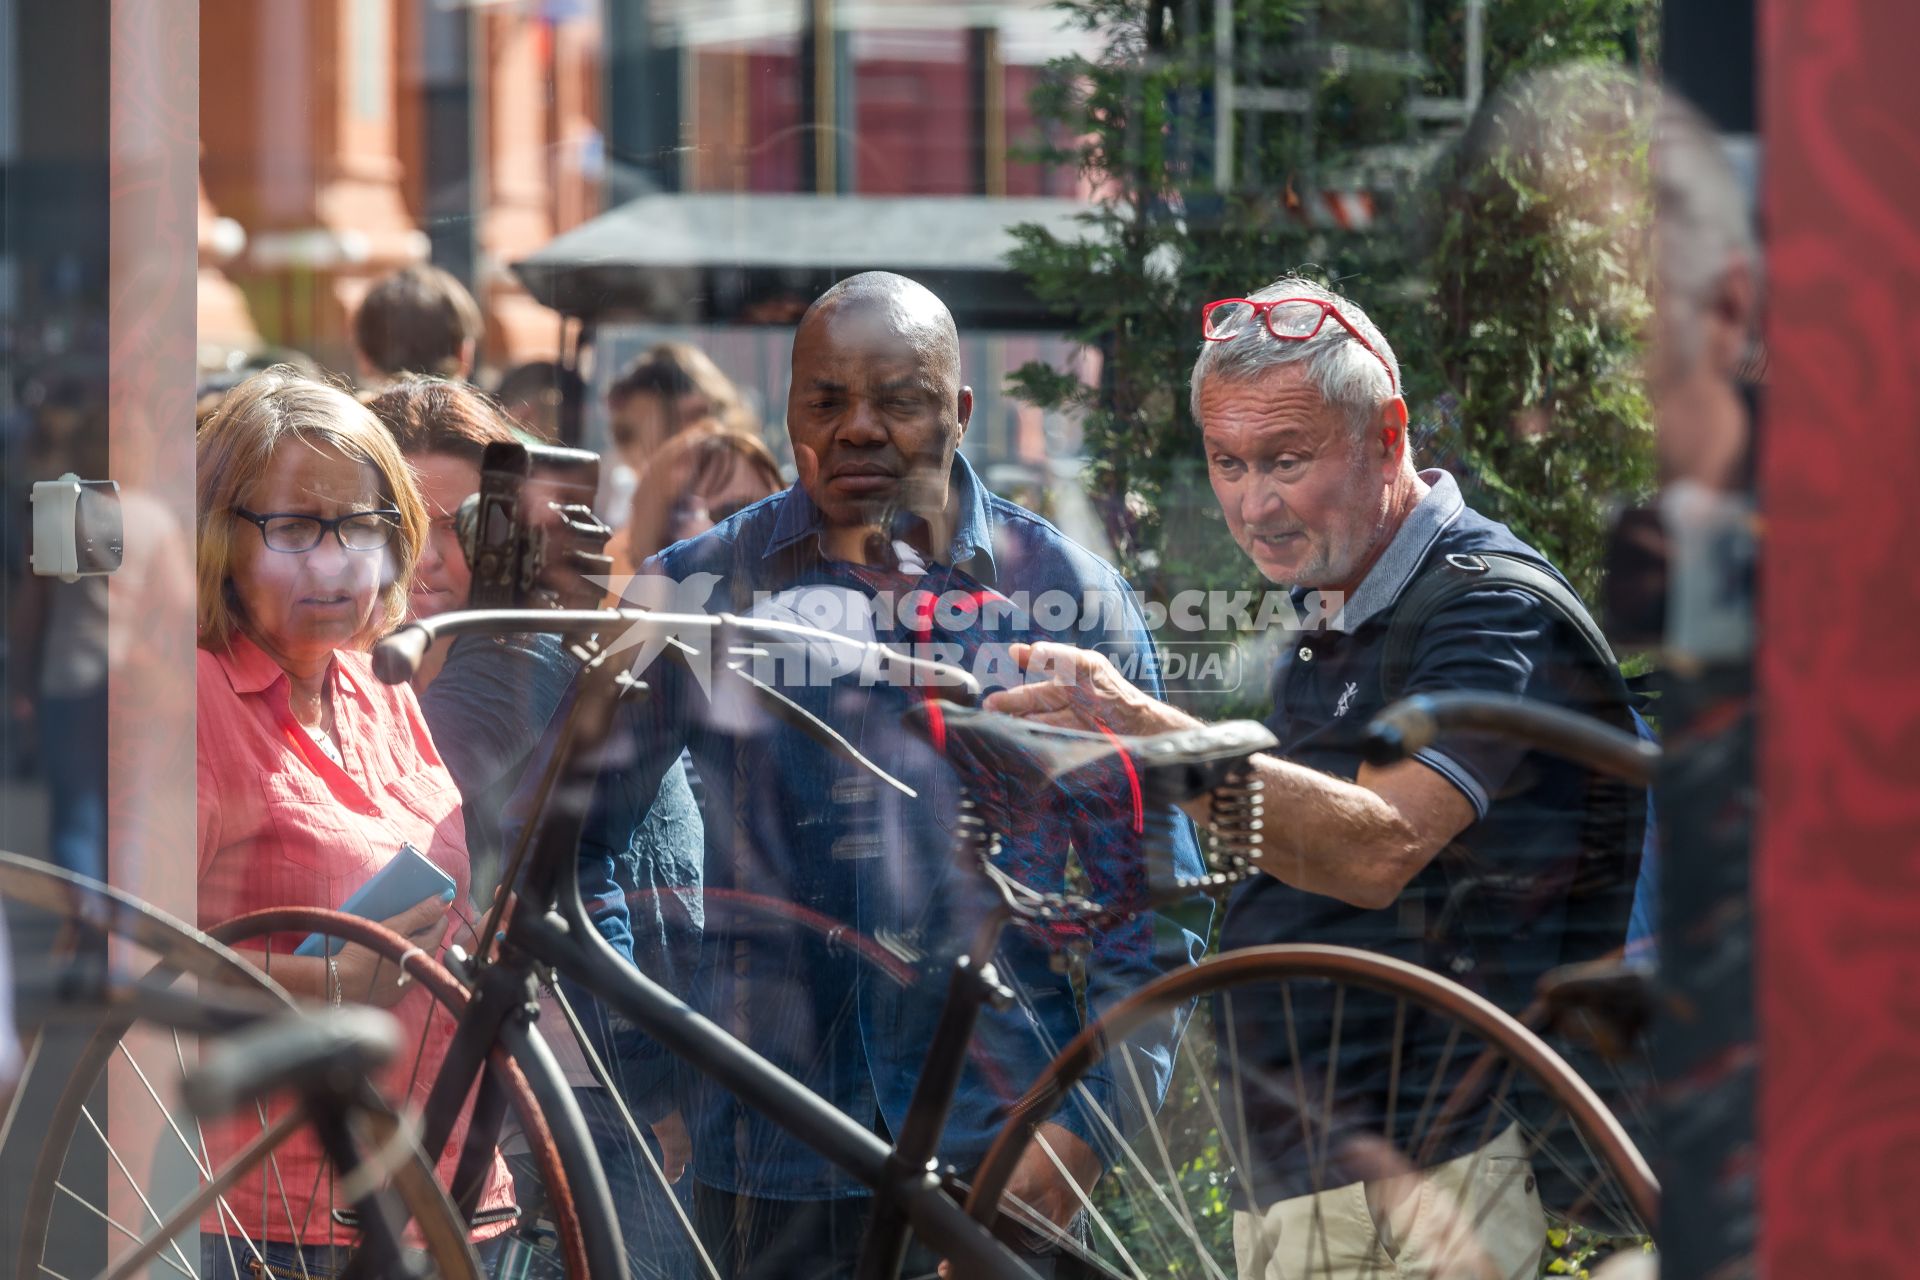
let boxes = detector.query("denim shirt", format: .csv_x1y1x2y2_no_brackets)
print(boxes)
576,454,1208,1198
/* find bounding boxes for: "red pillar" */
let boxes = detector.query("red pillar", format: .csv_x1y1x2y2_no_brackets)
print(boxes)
1759,1,1920,1271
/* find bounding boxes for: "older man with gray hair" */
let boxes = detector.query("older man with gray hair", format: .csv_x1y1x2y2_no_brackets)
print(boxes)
988,277,1645,1278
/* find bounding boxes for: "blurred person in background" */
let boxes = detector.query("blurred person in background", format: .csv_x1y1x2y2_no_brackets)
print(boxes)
6,378,111,881
352,263,485,390
368,376,705,1280
494,358,587,445
194,368,514,1276
1621,88,1761,1280
600,341,760,527
611,422,785,581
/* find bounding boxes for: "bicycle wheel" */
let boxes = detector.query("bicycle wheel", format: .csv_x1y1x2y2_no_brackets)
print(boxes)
0,852,479,1280
963,944,1657,1280
204,906,619,1278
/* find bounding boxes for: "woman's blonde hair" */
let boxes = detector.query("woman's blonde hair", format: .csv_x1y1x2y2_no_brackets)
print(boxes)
197,367,429,653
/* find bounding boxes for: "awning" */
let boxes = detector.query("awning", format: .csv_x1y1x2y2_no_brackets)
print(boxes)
511,193,1094,330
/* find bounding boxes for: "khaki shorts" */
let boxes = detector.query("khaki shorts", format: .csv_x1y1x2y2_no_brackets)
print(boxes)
1232,1125,1545,1280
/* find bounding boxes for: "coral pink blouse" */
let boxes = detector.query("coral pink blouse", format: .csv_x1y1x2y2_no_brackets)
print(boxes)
197,632,513,1246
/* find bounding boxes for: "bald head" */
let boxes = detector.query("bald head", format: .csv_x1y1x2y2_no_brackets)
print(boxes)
786,272,974,546
799,272,962,391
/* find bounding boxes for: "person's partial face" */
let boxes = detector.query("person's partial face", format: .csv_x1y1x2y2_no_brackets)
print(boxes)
672,457,778,542
1200,366,1401,590
786,306,970,530
626,454,781,567
609,390,712,471
1648,256,1755,490
230,440,392,673
407,451,480,617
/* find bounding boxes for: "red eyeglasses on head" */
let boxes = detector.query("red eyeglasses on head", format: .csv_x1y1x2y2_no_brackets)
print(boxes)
1201,296,1399,394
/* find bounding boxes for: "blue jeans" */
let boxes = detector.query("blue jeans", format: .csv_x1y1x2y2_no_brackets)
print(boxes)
199,1235,504,1278
501,1085,699,1280
37,688,107,882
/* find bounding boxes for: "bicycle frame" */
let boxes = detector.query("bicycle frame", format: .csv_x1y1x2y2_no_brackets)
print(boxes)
390,610,1040,1280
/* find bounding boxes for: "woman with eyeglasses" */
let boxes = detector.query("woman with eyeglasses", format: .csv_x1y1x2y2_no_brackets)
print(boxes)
195,368,515,1278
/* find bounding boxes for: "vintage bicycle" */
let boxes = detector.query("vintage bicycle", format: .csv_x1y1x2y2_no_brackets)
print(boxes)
7,609,1659,1279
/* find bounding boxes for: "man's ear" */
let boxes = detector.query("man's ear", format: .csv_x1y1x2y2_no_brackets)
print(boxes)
957,385,975,437
1378,398,1410,467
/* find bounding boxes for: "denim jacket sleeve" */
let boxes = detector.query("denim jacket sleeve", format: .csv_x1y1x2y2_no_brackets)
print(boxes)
500,640,693,962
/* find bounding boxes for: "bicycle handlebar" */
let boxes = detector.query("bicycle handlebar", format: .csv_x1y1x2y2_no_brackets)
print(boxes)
1364,692,1659,785
372,607,983,705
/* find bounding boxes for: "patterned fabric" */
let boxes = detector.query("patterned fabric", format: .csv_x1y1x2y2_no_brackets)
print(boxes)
196,633,514,1246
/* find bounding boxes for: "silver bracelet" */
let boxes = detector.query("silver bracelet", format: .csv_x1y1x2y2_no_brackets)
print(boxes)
326,952,342,1007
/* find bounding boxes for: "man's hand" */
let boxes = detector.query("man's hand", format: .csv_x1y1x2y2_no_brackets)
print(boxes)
940,1122,1103,1279
981,642,1197,738
1001,1121,1103,1244
650,1108,691,1183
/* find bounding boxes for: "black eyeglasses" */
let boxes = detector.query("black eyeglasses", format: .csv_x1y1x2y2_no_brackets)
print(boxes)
234,506,402,553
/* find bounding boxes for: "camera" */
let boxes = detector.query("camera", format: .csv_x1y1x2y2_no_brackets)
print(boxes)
456,442,613,611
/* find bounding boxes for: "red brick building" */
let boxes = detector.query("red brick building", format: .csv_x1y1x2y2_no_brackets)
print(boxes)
196,0,1088,379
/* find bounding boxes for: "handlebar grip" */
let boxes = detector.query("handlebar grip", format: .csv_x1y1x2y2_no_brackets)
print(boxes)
1362,696,1440,766
372,624,432,686
1366,692,1659,784
183,1008,398,1118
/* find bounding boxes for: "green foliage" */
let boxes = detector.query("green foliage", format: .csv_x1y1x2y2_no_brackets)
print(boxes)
1411,58,1657,597
1543,1222,1655,1276
1007,0,1658,605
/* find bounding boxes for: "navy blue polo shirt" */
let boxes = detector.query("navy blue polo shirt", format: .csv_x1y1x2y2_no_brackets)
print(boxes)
1219,469,1637,1203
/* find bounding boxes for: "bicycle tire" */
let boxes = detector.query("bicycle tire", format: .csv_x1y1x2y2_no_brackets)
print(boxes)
964,944,1657,1278
207,906,615,1278
0,854,477,1280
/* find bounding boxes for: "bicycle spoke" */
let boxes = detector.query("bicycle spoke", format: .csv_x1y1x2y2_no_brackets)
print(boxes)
994,1192,1136,1280
0,1030,45,1151
1032,1129,1149,1280
256,1099,315,1280
1277,982,1336,1279
1187,1043,1271,1280
78,1105,201,1279
169,1029,268,1276
550,978,721,1280
50,1182,196,1280
1407,1022,1462,1160
95,1108,307,1280
1117,1046,1230,1280
1384,996,1406,1144
1421,1060,1519,1280
1056,1060,1194,1276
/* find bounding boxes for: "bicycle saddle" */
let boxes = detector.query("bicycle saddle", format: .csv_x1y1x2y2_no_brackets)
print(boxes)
901,702,1277,804
183,1007,400,1118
